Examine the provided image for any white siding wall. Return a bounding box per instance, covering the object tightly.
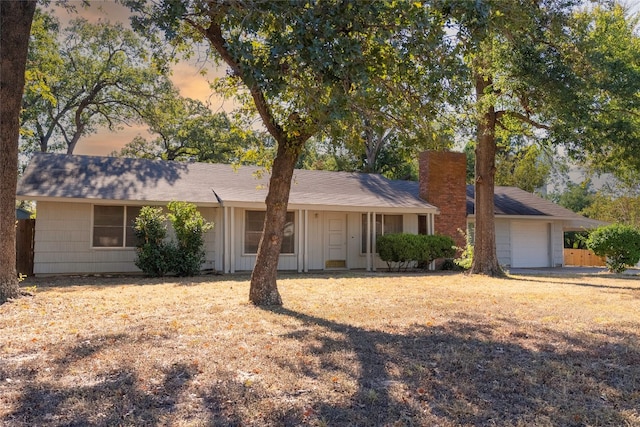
[495,219,512,267]
[34,201,218,275]
[551,222,564,267]
[34,202,434,275]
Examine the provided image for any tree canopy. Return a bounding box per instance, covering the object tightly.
[558,4,640,173]
[114,93,266,164]
[441,0,640,275]
[21,9,170,155]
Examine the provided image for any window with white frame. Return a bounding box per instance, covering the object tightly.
[244,210,295,254]
[361,214,403,253]
[93,205,141,248]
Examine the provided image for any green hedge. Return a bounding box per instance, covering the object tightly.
[377,233,456,271]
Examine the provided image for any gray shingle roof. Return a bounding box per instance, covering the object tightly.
[17,153,436,211]
[17,153,599,224]
[466,185,595,220]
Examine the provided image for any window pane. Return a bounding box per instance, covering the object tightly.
[418,215,428,235]
[93,206,124,247]
[94,205,123,226]
[246,211,265,231]
[245,211,265,254]
[361,214,403,253]
[281,212,295,254]
[245,210,295,254]
[245,232,262,254]
[93,227,123,247]
[125,206,142,247]
[384,215,403,234]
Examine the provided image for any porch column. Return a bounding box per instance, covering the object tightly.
[372,212,377,272]
[297,209,303,273]
[304,210,309,272]
[229,207,235,274]
[365,212,372,271]
[428,212,436,270]
[223,206,230,273]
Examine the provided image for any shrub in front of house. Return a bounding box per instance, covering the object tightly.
[167,201,214,276]
[377,233,415,271]
[134,203,213,277]
[377,233,456,272]
[134,206,173,277]
[586,223,640,273]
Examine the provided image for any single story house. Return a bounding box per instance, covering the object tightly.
[16,151,597,275]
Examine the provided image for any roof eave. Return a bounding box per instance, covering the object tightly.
[467,214,578,221]
[17,195,220,207]
[224,201,438,213]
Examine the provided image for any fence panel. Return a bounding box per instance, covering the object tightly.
[16,219,35,275]
[564,248,606,267]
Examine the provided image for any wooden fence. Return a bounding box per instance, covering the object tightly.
[563,248,606,267]
[16,219,35,275]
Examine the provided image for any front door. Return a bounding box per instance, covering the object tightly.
[325,213,347,269]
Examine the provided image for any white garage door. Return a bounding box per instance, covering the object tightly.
[511,221,550,268]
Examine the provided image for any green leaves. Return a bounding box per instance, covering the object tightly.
[586,223,640,273]
[134,206,171,277]
[377,233,456,272]
[134,203,213,277]
[127,1,455,148]
[552,4,640,174]
[115,91,267,163]
[167,201,214,276]
[21,10,170,155]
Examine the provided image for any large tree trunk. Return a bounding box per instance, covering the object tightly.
[249,139,303,305]
[202,16,314,305]
[247,132,311,306]
[470,73,503,276]
[0,1,36,303]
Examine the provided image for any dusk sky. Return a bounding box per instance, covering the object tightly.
[56,1,640,158]
[53,1,229,156]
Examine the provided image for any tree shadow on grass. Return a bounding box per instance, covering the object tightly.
[3,333,197,427]
[243,306,640,426]
[3,304,638,426]
[22,272,253,293]
[507,274,640,292]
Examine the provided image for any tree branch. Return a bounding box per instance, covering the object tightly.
[186,12,288,145]
[503,111,551,130]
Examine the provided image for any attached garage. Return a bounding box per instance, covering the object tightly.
[467,186,604,269]
[511,221,551,268]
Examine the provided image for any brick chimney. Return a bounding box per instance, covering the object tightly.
[419,151,467,249]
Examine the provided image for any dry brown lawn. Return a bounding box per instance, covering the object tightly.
[1,271,639,426]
